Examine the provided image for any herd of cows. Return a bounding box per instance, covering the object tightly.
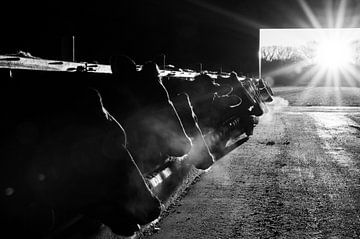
[0,55,273,238]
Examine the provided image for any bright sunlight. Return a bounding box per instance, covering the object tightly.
[315,38,353,70]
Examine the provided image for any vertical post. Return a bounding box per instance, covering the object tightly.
[258,29,262,78]
[72,35,75,62]
[258,49,262,78]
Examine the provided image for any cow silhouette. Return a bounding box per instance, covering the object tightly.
[0,69,161,238]
[164,73,258,154]
[109,56,192,174]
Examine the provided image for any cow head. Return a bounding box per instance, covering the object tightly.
[109,58,192,174]
[162,78,215,170]
[0,72,161,238]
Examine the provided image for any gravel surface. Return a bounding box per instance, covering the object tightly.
[143,106,360,238]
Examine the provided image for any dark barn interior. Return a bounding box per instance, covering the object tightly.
[5,0,360,73]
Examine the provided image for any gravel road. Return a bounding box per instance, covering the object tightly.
[142,106,360,239]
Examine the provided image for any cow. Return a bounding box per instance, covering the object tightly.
[163,74,230,153]
[164,73,259,154]
[176,74,234,129]
[0,69,161,238]
[109,56,193,174]
[161,79,215,169]
[254,77,274,103]
[216,72,267,117]
[240,76,268,116]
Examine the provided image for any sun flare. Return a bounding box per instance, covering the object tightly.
[315,38,353,70]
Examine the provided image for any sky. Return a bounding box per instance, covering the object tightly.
[260,28,360,47]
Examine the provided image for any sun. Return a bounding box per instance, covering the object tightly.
[314,37,354,70]
[260,1,360,90]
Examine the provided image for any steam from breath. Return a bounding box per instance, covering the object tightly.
[188,133,214,166]
[124,105,192,175]
[260,96,289,123]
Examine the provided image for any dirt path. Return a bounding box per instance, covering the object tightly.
[142,107,360,238]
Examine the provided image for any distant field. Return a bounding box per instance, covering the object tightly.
[272,87,360,106]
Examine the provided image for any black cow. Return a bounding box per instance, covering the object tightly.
[161,80,215,169]
[178,74,235,129]
[109,56,192,174]
[165,73,260,154]
[240,76,268,116]
[216,72,267,117]
[164,74,234,153]
[254,77,274,103]
[0,69,161,238]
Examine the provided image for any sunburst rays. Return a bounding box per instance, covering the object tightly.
[261,0,360,104]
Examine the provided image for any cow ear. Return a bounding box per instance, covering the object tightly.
[141,61,160,78]
[110,55,136,78]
